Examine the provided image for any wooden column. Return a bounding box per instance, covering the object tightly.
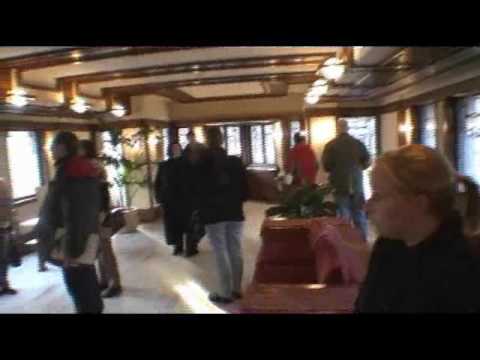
[281,118,290,171]
[142,125,154,208]
[397,109,407,146]
[0,69,13,102]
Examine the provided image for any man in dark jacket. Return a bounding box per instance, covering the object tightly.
[197,127,248,304]
[36,131,103,314]
[155,142,199,256]
[322,119,370,239]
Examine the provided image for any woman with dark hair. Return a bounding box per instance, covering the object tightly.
[197,126,248,304]
[355,144,480,313]
[36,131,104,313]
[154,142,193,255]
[79,139,122,298]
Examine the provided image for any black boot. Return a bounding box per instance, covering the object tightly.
[0,285,17,296]
[38,264,48,272]
[173,245,183,256]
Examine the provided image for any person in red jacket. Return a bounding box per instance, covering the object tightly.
[36,132,104,313]
[286,132,318,186]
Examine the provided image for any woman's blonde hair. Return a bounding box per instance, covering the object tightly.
[376,144,480,236]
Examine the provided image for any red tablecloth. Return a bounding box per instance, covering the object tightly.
[253,217,370,285]
[309,217,370,285]
[239,283,359,314]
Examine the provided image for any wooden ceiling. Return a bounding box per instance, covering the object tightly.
[0,46,471,116]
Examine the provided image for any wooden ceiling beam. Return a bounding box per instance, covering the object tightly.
[55,52,335,85]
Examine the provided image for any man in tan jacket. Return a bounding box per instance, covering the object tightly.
[0,177,17,295]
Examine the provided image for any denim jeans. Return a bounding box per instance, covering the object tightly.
[205,221,244,298]
[334,193,368,240]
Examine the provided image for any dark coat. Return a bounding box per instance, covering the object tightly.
[36,156,101,259]
[322,133,370,196]
[154,157,199,245]
[197,148,248,225]
[355,213,480,313]
[154,157,196,216]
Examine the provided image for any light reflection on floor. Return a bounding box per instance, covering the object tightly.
[173,281,226,314]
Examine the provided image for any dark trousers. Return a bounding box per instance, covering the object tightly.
[0,230,11,289]
[62,265,104,314]
[37,239,49,269]
[163,207,198,252]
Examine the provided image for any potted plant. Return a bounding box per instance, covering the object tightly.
[100,128,151,232]
[265,183,337,219]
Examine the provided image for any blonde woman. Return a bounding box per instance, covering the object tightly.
[355,144,480,313]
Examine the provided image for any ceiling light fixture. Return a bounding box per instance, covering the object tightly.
[309,79,329,96]
[318,57,345,81]
[111,104,126,117]
[71,51,82,60]
[6,88,35,107]
[70,97,90,114]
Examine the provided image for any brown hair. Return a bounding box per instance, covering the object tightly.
[376,144,480,237]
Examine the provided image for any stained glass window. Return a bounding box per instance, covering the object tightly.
[251,125,265,164]
[250,124,276,165]
[162,128,170,160]
[290,120,301,148]
[178,127,190,150]
[419,104,437,148]
[458,96,480,185]
[264,124,275,164]
[225,126,241,156]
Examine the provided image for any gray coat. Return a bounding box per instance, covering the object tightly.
[322,133,370,196]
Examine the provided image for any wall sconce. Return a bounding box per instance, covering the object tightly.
[70,97,90,114]
[6,88,35,107]
[111,104,126,117]
[317,57,345,81]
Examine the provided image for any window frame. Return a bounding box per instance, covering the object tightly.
[247,122,277,167]
[417,103,438,148]
[457,95,480,183]
[221,125,242,157]
[177,127,191,150]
